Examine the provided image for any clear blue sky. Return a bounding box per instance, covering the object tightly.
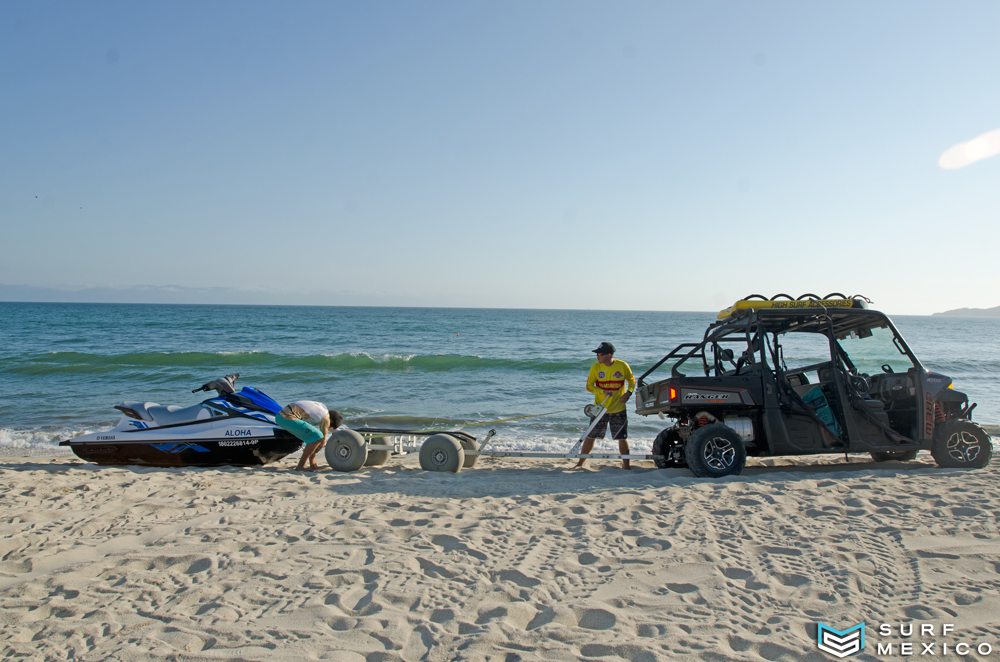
[2,1,998,314]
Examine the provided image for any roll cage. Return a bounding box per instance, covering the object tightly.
[638,307,922,385]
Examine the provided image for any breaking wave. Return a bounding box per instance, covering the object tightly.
[3,351,583,375]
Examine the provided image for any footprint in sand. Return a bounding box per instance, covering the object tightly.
[721,567,763,587]
[527,607,555,630]
[955,592,982,606]
[497,569,540,588]
[773,571,809,587]
[580,643,656,662]
[635,536,671,551]
[186,557,212,574]
[431,534,488,561]
[476,606,507,624]
[951,506,983,517]
[430,608,455,623]
[637,623,667,638]
[577,608,616,630]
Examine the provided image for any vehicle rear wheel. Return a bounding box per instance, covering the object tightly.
[931,421,992,469]
[652,428,685,469]
[325,429,368,472]
[363,435,391,467]
[684,423,746,478]
[419,434,465,473]
[870,449,919,462]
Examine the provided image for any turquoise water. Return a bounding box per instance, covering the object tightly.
[1,302,997,453]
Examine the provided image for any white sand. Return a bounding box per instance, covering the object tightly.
[2,450,999,660]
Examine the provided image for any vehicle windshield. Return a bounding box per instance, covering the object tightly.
[835,325,915,374]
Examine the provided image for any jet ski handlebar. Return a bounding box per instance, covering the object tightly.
[192,373,240,396]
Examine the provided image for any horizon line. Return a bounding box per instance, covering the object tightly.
[0,298,957,317]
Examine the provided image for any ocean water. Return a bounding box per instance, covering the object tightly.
[1,302,997,455]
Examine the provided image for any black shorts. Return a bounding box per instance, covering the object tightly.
[588,412,628,440]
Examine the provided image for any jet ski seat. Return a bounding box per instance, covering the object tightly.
[116,401,215,427]
[116,401,157,422]
[145,403,215,427]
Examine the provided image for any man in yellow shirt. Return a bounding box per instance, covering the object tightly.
[575,341,636,470]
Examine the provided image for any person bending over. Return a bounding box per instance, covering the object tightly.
[575,341,636,470]
[275,400,343,471]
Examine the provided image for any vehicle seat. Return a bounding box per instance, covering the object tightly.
[853,397,890,425]
[144,403,215,427]
[792,383,815,397]
[801,386,843,437]
[786,372,809,387]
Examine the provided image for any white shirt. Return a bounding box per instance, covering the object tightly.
[287,400,328,425]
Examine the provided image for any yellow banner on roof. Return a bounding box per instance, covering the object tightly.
[717,298,860,320]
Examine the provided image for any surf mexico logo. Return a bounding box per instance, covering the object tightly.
[815,621,998,657]
[817,623,865,658]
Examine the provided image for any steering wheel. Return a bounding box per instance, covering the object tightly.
[849,373,871,397]
[734,350,755,375]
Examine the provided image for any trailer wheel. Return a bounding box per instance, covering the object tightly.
[364,435,391,467]
[931,421,992,469]
[684,423,746,478]
[459,438,479,468]
[870,449,919,462]
[419,434,465,473]
[325,429,368,472]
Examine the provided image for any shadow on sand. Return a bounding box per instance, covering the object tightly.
[2,454,984,500]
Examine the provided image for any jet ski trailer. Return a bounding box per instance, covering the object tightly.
[324,427,495,473]
[60,374,302,467]
[324,404,654,473]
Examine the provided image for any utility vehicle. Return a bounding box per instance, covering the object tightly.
[634,294,991,477]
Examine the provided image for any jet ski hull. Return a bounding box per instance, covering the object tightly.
[62,432,302,467]
[62,377,304,467]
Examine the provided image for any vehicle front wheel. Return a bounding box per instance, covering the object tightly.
[684,423,746,478]
[931,421,992,469]
[870,449,919,462]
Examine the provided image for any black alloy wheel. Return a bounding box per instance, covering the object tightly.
[684,423,747,478]
[931,420,993,469]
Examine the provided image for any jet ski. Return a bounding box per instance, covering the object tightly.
[60,374,302,467]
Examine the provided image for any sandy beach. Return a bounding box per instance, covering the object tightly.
[2,449,999,661]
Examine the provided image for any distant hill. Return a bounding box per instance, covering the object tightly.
[933,305,1000,317]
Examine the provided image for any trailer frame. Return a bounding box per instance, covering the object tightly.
[326,426,659,473]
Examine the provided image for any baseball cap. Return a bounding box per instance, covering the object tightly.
[592,341,616,355]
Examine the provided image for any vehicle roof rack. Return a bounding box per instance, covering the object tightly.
[717,293,871,320]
